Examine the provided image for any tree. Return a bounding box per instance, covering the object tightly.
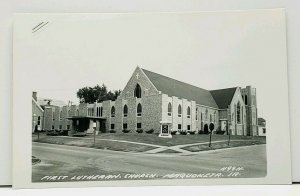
[77,84,121,103]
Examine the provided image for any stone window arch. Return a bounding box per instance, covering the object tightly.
[123,104,128,117]
[137,103,142,116]
[237,102,241,124]
[111,106,115,117]
[187,106,191,118]
[168,102,172,116]
[178,104,182,117]
[134,84,142,98]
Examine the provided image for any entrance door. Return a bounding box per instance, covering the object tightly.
[204,124,209,134]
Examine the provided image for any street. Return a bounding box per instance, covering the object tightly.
[32,142,267,182]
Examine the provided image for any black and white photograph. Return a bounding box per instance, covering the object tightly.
[13,10,291,188]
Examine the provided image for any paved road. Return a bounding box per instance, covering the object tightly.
[32,142,267,182]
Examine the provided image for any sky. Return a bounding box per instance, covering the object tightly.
[14,10,288,121]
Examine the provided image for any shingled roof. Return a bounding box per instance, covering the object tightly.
[142,68,219,108]
[210,87,237,109]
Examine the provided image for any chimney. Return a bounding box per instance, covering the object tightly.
[32,92,37,101]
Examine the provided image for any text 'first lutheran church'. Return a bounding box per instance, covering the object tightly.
[32,66,260,136]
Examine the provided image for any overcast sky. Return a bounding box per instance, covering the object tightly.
[14,10,288,121]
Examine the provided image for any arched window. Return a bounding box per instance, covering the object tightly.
[137,103,142,116]
[210,114,212,122]
[196,108,198,120]
[60,111,63,120]
[205,109,208,120]
[134,84,142,98]
[178,104,182,117]
[111,106,115,117]
[123,105,128,117]
[237,102,241,124]
[187,106,191,118]
[201,112,203,122]
[214,111,216,123]
[245,95,248,105]
[168,103,172,116]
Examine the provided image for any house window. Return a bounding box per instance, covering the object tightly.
[210,114,212,122]
[201,112,203,122]
[214,111,216,123]
[137,103,142,116]
[123,123,128,130]
[187,106,191,118]
[111,106,115,117]
[134,84,142,98]
[110,124,115,130]
[37,116,41,125]
[178,124,182,130]
[187,125,191,130]
[168,102,172,116]
[237,102,241,124]
[67,125,70,130]
[68,110,71,117]
[178,104,182,117]
[123,105,128,117]
[137,123,142,129]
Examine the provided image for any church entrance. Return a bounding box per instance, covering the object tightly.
[204,124,209,134]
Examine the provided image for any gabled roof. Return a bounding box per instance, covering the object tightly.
[142,68,218,108]
[210,87,237,109]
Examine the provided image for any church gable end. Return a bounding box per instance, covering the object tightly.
[119,67,159,100]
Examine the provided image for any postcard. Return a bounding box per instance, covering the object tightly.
[13,9,291,188]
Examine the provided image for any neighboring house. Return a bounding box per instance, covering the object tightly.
[258,118,266,136]
[32,92,44,133]
[32,66,259,136]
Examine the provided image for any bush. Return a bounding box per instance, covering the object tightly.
[109,129,116,133]
[171,130,177,135]
[122,129,131,133]
[146,129,154,134]
[215,130,226,135]
[188,130,196,135]
[180,130,187,135]
[198,130,205,134]
[136,129,143,133]
[73,132,86,137]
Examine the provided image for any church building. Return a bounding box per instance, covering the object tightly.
[32,66,259,136]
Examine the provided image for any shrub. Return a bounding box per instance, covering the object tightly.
[215,130,226,135]
[122,129,131,133]
[198,130,205,134]
[188,130,196,135]
[171,130,177,135]
[109,129,116,133]
[146,129,154,134]
[180,130,187,135]
[136,129,143,133]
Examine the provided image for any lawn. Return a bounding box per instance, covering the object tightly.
[91,132,266,147]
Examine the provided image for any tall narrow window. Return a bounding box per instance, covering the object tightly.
[168,103,172,116]
[37,116,41,125]
[123,104,128,117]
[59,111,62,120]
[100,107,103,117]
[196,108,198,120]
[237,102,241,124]
[134,84,142,98]
[96,107,99,117]
[214,111,216,123]
[245,95,248,105]
[68,110,71,117]
[205,109,208,120]
[53,112,55,121]
[201,112,203,122]
[178,104,182,117]
[187,106,191,118]
[210,114,212,122]
[111,106,115,117]
[137,103,142,116]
